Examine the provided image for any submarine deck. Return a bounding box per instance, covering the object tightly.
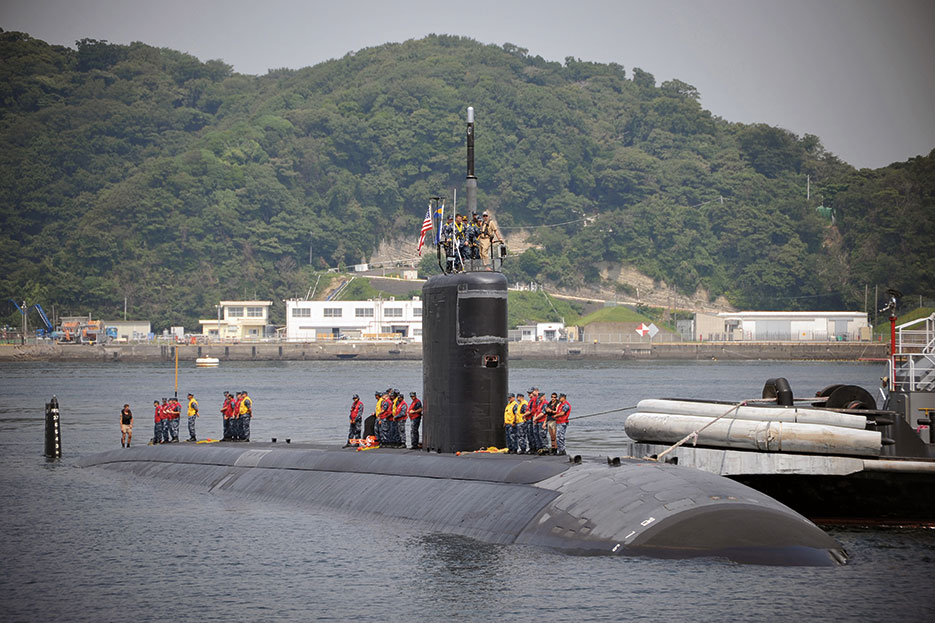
[77,442,847,566]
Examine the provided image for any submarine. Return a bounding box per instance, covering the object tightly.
[76,107,847,566]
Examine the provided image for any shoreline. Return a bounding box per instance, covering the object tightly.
[0,341,888,363]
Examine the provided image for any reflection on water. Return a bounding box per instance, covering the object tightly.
[0,360,931,622]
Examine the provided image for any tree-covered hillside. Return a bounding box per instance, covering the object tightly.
[1,31,932,330]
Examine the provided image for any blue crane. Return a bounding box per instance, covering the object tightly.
[6,298,55,338]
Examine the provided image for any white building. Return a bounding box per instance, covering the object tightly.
[513,322,566,341]
[199,300,273,340]
[285,298,423,342]
[693,311,871,342]
[103,320,152,342]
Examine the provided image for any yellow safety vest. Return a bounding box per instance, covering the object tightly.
[503,399,517,425]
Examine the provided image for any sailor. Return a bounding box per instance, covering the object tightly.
[466,212,480,261]
[555,393,571,456]
[375,391,389,446]
[230,391,243,440]
[454,214,468,270]
[534,392,552,455]
[477,211,504,268]
[441,216,456,272]
[393,390,408,449]
[168,397,181,442]
[345,394,363,447]
[239,390,253,441]
[186,393,199,442]
[514,392,528,454]
[120,404,133,448]
[408,391,423,449]
[526,387,545,454]
[153,400,162,444]
[503,393,518,453]
[160,398,171,443]
[545,392,559,454]
[221,391,234,441]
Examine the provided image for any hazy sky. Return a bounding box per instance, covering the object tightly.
[3,0,933,169]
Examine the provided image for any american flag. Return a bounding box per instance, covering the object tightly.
[417,204,433,255]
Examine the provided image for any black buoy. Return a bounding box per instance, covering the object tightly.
[422,271,508,453]
[44,396,61,458]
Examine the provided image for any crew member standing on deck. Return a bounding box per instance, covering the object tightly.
[374,391,388,446]
[152,400,162,444]
[477,211,504,268]
[515,392,528,454]
[393,390,408,449]
[239,390,253,441]
[555,393,571,456]
[167,397,181,442]
[161,398,172,443]
[120,404,133,448]
[230,392,243,441]
[221,391,234,441]
[187,393,199,442]
[503,393,518,453]
[545,392,559,455]
[345,394,363,447]
[408,391,423,449]
[526,388,540,454]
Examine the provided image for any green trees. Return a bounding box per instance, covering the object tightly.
[0,31,931,330]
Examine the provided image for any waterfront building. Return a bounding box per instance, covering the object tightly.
[285,297,422,342]
[511,322,567,341]
[199,301,273,340]
[693,311,871,342]
[103,320,152,342]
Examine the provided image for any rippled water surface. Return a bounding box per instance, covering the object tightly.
[1,359,931,622]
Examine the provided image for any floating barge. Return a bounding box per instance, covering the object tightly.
[626,311,935,526]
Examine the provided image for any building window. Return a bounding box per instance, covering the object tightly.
[247,306,264,318]
[292,308,311,318]
[227,306,244,318]
[384,307,403,318]
[324,308,342,318]
[413,306,422,317]
[414,328,422,336]
[355,307,374,317]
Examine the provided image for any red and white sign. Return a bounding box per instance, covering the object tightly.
[636,323,660,338]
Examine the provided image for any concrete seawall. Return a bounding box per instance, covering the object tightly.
[0,341,888,363]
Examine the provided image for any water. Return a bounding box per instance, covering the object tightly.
[1,359,932,622]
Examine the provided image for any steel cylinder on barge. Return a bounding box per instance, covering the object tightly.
[422,271,508,453]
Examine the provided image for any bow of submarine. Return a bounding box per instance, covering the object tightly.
[76,444,846,566]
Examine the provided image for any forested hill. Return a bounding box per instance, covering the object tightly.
[1,31,932,330]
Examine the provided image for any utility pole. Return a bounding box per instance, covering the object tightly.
[21,300,27,345]
[874,285,878,328]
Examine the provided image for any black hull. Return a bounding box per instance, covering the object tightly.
[77,442,847,566]
[731,471,935,526]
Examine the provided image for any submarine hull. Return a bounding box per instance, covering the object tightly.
[77,443,846,566]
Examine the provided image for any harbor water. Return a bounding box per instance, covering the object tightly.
[1,359,932,622]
